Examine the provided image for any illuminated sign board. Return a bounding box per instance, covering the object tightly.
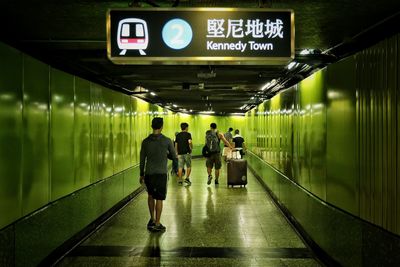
[107,8,294,65]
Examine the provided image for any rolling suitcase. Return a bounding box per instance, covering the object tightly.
[227,159,247,187]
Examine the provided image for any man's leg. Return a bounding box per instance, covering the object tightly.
[214,168,221,185]
[207,167,213,185]
[177,155,184,184]
[148,194,155,221]
[184,155,192,185]
[178,168,183,183]
[151,199,166,232]
[215,169,220,180]
[151,174,167,232]
[155,199,163,225]
[146,193,156,230]
[206,156,214,185]
[186,155,192,179]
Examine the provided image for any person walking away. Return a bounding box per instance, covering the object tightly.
[140,117,176,232]
[175,122,193,185]
[205,123,233,185]
[222,127,233,161]
[232,129,246,158]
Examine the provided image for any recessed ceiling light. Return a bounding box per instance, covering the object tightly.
[287,61,297,70]
[300,49,311,55]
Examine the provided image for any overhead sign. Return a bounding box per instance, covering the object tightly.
[107,8,294,65]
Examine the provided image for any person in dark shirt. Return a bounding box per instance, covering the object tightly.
[175,122,193,185]
[140,117,176,232]
[232,129,246,157]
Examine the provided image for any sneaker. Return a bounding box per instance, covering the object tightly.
[147,219,155,230]
[207,175,212,185]
[184,178,192,185]
[152,223,166,232]
[215,179,219,185]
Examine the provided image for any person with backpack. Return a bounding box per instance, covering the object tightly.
[175,122,193,185]
[205,123,233,185]
[140,117,176,232]
[222,127,233,161]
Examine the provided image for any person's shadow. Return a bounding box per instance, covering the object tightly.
[184,186,192,225]
[140,233,162,266]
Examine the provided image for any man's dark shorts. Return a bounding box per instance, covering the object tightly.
[206,152,222,170]
[145,174,168,200]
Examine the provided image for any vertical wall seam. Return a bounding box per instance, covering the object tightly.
[48,66,52,201]
[73,76,77,189]
[20,54,25,217]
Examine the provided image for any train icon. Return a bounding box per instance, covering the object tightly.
[117,18,148,56]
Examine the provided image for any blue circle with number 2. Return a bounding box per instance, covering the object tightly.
[162,19,193,50]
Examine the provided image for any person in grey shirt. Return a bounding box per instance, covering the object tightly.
[140,117,176,232]
[222,127,233,161]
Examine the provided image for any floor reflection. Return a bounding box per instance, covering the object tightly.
[58,158,322,267]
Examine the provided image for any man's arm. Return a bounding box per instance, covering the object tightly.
[188,133,193,152]
[218,132,233,149]
[139,140,146,184]
[189,139,193,152]
[168,138,178,160]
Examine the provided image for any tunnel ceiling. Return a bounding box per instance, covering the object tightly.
[1,0,399,114]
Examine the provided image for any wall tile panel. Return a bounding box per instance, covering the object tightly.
[326,56,358,214]
[74,77,91,190]
[0,43,23,228]
[21,55,50,215]
[50,68,75,200]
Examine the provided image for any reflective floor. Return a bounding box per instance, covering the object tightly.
[58,158,322,266]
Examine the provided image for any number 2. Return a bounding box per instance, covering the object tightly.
[170,24,184,44]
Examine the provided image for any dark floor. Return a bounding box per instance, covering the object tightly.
[57,158,322,266]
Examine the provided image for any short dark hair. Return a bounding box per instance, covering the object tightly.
[234,129,239,134]
[180,122,188,130]
[210,123,217,129]
[229,127,233,132]
[151,117,163,130]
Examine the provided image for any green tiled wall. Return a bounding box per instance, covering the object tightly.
[0,43,23,228]
[248,152,400,266]
[13,167,139,267]
[246,33,400,266]
[0,41,245,265]
[22,55,50,216]
[0,41,174,231]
